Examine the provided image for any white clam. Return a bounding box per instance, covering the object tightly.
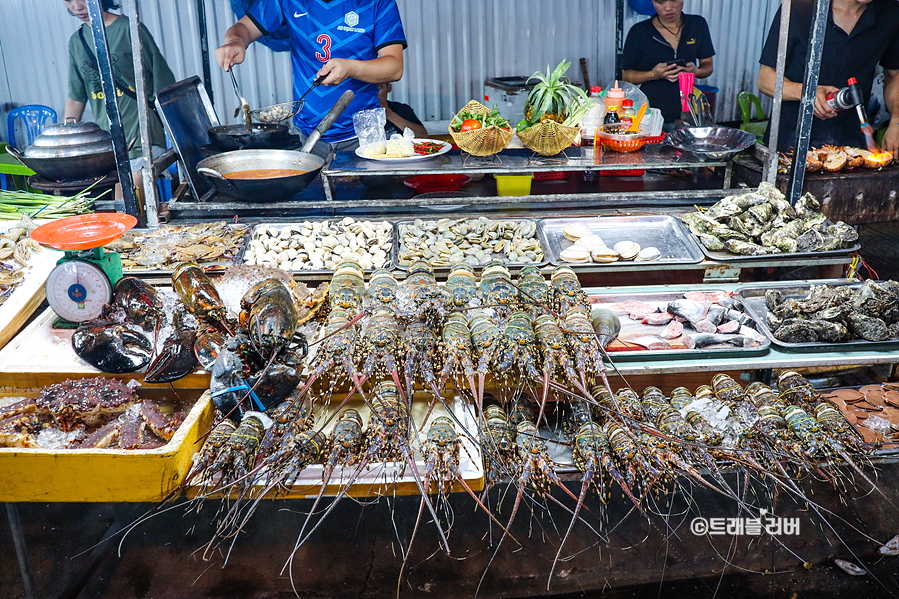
[562,223,591,241]
[613,240,641,261]
[560,244,592,263]
[591,247,620,263]
[636,247,662,262]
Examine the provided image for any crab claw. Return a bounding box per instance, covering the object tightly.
[144,329,198,383]
[72,320,153,374]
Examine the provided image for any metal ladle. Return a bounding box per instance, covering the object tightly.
[229,69,253,131]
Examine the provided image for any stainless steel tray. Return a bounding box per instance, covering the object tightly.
[391,218,548,272]
[735,280,899,352]
[538,216,704,267]
[235,221,395,276]
[688,219,862,262]
[590,289,769,361]
[112,224,249,276]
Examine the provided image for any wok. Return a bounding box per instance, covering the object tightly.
[6,144,115,181]
[664,126,756,161]
[208,122,289,150]
[196,90,354,201]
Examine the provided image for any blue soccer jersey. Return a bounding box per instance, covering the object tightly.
[247,0,407,143]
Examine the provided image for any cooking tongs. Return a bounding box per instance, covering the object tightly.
[229,69,253,130]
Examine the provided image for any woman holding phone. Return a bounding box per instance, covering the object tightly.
[621,0,715,127]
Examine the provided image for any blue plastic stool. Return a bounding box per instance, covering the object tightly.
[2,105,57,190]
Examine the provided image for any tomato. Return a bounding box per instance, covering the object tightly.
[460,119,482,132]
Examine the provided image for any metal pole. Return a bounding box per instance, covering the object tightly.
[86,0,143,225]
[6,504,37,599]
[124,0,159,227]
[787,0,830,205]
[198,0,214,107]
[764,0,792,184]
[615,0,625,80]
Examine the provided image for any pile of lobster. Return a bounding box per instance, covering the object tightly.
[122,257,880,591]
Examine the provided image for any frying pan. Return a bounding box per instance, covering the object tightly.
[196,90,354,201]
[207,122,289,150]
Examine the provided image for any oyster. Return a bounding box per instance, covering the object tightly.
[848,312,889,342]
[850,280,899,322]
[747,202,774,224]
[774,322,818,343]
[723,239,770,256]
[795,228,825,252]
[805,319,851,342]
[765,289,784,312]
[697,233,725,251]
[825,221,859,244]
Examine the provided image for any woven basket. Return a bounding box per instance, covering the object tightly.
[448,100,514,157]
[518,120,580,156]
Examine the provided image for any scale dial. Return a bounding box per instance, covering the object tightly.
[45,260,113,323]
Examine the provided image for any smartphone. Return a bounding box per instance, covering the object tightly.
[667,59,688,67]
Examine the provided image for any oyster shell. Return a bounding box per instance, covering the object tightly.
[848,312,889,342]
[795,228,825,252]
[697,233,725,251]
[723,239,770,256]
[774,322,818,343]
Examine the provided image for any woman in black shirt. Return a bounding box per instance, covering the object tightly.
[622,0,715,126]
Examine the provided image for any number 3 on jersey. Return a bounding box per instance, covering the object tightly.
[316,34,332,62]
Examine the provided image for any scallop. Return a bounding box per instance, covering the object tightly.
[613,240,640,260]
[635,246,661,262]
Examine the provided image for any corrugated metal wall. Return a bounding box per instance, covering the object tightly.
[0,0,781,142]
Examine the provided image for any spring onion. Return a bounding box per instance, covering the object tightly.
[0,187,103,220]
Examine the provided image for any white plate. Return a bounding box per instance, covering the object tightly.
[414,191,471,211]
[355,138,452,162]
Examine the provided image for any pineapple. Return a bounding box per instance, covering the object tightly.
[524,60,588,125]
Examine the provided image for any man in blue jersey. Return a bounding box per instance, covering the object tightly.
[216,0,407,155]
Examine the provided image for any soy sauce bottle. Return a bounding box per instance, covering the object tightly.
[604,110,620,125]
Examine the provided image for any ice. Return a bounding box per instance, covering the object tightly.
[736,402,760,428]
[681,397,731,433]
[36,428,83,449]
[866,415,891,435]
[126,379,140,390]
[0,396,28,409]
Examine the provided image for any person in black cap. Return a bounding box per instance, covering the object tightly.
[757,0,899,153]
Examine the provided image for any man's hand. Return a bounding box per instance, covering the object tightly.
[883,120,899,155]
[653,62,681,83]
[317,59,356,86]
[680,62,698,75]
[216,40,246,72]
[814,85,839,120]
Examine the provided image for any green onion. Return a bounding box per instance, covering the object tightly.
[0,185,105,221]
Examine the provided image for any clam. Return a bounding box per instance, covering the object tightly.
[590,247,620,263]
[560,244,591,263]
[563,223,591,241]
[578,234,606,249]
[635,247,661,262]
[613,240,640,261]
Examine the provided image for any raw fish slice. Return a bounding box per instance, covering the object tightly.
[684,333,747,349]
[738,325,766,345]
[717,320,741,334]
[684,291,733,304]
[667,299,710,326]
[660,320,683,339]
[605,300,655,316]
[642,312,674,326]
[692,319,718,333]
[627,335,673,350]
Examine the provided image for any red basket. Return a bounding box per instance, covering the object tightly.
[600,169,645,177]
[646,134,665,145]
[533,171,568,181]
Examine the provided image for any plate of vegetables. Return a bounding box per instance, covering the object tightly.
[355,138,452,163]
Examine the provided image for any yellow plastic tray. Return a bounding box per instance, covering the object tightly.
[0,387,214,502]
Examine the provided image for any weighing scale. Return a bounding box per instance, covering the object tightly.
[30,213,137,325]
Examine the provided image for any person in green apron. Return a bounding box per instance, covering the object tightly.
[63,0,175,194]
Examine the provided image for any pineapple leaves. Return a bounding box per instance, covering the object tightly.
[523,59,586,125]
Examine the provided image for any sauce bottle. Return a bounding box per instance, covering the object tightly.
[619,100,636,127]
[604,81,625,115]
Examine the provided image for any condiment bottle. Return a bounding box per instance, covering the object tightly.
[619,99,636,127]
[579,86,605,147]
[604,80,625,115]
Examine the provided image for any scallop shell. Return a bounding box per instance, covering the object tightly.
[612,240,640,261]
[635,246,661,262]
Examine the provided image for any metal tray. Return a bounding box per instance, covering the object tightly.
[589,289,770,361]
[538,216,704,267]
[235,221,395,276]
[392,218,548,272]
[113,224,249,276]
[688,219,862,262]
[735,280,899,352]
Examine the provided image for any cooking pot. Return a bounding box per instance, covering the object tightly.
[196,90,354,201]
[6,118,116,181]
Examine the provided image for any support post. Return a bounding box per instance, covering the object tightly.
[615,0,625,81]
[124,0,159,227]
[86,0,143,225]
[198,0,214,106]
[764,0,792,184]
[787,0,831,205]
[6,504,36,599]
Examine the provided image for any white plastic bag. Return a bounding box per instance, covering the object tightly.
[353,107,387,156]
[385,128,415,157]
